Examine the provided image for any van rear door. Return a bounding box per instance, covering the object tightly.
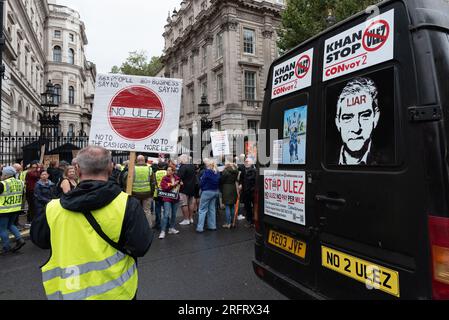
[314,2,430,299]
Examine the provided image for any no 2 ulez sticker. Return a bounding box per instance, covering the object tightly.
[322,246,400,297]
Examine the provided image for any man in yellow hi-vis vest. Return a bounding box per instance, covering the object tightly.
[31,146,153,300]
[123,155,156,227]
[0,166,26,255]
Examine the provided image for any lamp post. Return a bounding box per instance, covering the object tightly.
[39,80,60,137]
[326,8,337,27]
[198,94,213,162]
[0,0,5,134]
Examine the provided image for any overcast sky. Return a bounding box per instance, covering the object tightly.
[55,0,181,73]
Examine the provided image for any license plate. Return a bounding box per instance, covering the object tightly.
[268,230,307,259]
[322,246,400,298]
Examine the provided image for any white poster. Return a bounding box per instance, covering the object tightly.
[264,170,306,226]
[89,74,182,154]
[210,131,230,157]
[273,140,283,165]
[272,48,314,99]
[323,9,395,82]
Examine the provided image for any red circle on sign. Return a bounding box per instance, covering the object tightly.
[362,19,390,52]
[108,86,165,141]
[295,55,311,79]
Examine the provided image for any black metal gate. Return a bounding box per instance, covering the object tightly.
[0,132,154,167]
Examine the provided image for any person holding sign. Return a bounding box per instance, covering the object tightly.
[159,167,181,239]
[31,146,152,300]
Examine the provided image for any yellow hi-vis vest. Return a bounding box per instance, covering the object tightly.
[132,166,152,194]
[19,170,27,182]
[154,170,167,198]
[0,177,24,214]
[41,192,137,300]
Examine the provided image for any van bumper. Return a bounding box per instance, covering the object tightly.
[252,260,328,300]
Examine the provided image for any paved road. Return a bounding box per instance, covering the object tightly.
[0,212,287,300]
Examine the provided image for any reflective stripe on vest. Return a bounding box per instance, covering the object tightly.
[0,178,24,214]
[132,166,152,193]
[42,192,137,300]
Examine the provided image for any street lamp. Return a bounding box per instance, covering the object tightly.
[39,80,60,137]
[326,8,337,27]
[0,0,5,134]
[198,94,213,162]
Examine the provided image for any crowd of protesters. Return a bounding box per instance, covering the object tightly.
[0,151,257,254]
[106,153,257,240]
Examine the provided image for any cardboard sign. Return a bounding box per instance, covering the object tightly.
[43,155,59,168]
[264,170,306,226]
[89,74,182,154]
[210,131,231,157]
[272,48,314,99]
[323,9,394,81]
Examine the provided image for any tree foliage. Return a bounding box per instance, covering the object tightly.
[111,51,163,77]
[278,0,382,52]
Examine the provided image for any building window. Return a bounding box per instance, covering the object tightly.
[54,30,61,38]
[69,33,74,42]
[68,48,75,64]
[248,120,259,131]
[189,16,194,25]
[243,28,255,55]
[54,84,61,104]
[190,87,195,113]
[190,56,195,76]
[216,74,224,102]
[53,46,62,62]
[244,71,256,101]
[69,86,75,104]
[216,32,223,59]
[202,46,207,68]
[201,80,208,98]
[68,124,75,137]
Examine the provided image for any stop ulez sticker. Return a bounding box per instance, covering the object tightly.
[108,86,165,141]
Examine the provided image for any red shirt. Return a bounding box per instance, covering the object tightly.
[160,174,181,203]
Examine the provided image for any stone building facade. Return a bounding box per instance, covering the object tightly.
[162,0,284,133]
[1,0,95,135]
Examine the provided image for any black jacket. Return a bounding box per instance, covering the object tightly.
[177,164,196,196]
[31,180,153,259]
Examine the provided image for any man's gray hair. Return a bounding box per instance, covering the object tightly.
[337,77,379,118]
[178,154,189,165]
[77,146,112,175]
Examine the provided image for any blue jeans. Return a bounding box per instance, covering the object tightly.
[162,202,179,231]
[154,198,163,229]
[0,214,22,251]
[197,190,219,232]
[225,204,235,225]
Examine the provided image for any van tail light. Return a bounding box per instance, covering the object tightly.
[254,184,261,234]
[428,216,449,299]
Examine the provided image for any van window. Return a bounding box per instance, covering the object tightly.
[325,67,396,167]
[268,93,309,166]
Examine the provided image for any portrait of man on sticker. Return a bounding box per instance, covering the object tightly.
[334,77,381,165]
